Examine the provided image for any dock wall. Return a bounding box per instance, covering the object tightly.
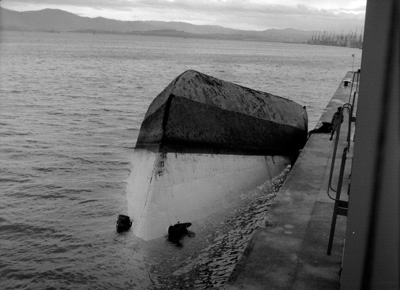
[226,72,356,290]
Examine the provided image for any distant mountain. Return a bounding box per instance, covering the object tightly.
[0,7,313,43]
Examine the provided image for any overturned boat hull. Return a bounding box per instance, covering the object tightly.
[127,70,307,241]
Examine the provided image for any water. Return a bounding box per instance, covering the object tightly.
[0,31,362,289]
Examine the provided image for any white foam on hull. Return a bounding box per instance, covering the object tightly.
[126,149,291,241]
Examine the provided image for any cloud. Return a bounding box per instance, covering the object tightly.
[1,0,366,31]
[2,0,133,10]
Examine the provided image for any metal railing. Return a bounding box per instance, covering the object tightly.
[327,70,359,255]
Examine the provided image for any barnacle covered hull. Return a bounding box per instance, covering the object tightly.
[127,70,308,240]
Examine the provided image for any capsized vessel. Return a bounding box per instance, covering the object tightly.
[127,70,308,240]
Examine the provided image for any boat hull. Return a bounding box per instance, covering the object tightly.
[127,70,308,240]
[136,94,307,156]
[127,150,291,241]
[136,70,308,155]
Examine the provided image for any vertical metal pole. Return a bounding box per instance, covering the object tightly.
[327,147,348,255]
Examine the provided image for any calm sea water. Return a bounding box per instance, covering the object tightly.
[0,31,362,289]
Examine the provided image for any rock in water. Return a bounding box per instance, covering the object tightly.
[116,214,132,233]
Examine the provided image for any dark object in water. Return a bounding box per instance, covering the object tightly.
[116,214,132,233]
[308,122,332,137]
[167,222,192,246]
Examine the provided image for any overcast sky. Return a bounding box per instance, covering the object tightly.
[1,0,366,31]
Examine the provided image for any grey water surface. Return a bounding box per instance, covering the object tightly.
[0,31,362,289]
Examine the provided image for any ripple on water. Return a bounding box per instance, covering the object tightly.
[0,32,362,289]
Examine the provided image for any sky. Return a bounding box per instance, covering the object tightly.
[1,0,366,31]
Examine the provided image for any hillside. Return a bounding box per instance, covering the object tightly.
[0,7,313,42]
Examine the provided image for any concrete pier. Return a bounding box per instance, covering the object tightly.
[225,72,357,290]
